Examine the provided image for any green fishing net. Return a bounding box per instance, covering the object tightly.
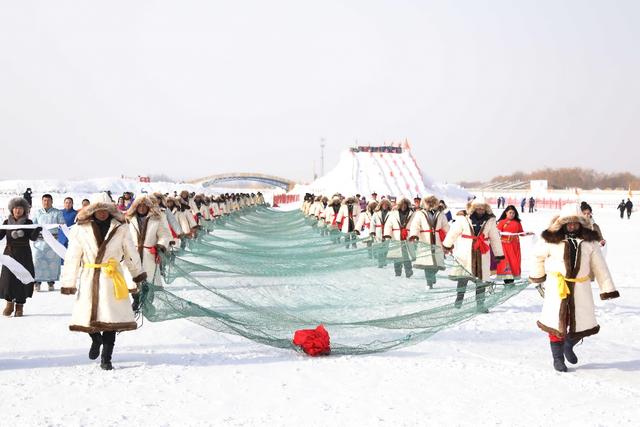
[143,207,528,355]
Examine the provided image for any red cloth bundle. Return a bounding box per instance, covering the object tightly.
[293,325,331,356]
[400,228,409,241]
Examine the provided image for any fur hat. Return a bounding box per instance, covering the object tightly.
[8,197,30,215]
[367,201,379,211]
[330,196,341,206]
[76,192,124,224]
[545,203,591,233]
[466,197,493,216]
[151,192,166,205]
[394,197,411,210]
[377,199,392,211]
[420,195,439,210]
[125,195,161,219]
[343,196,357,205]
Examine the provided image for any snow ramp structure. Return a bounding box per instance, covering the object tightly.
[299,142,466,200]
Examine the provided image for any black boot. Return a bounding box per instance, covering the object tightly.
[101,344,114,370]
[550,341,568,372]
[89,333,102,360]
[100,331,116,370]
[564,337,580,365]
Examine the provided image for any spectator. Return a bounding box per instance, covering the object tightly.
[22,188,33,207]
[32,194,65,292]
[1,198,41,317]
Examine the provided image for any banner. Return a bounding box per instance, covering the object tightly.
[0,223,69,284]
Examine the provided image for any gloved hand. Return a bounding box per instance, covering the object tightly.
[131,293,141,313]
[30,227,43,239]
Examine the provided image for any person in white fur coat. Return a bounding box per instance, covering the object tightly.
[370,199,392,267]
[442,198,504,312]
[355,201,377,237]
[60,193,147,370]
[383,198,415,278]
[316,196,329,236]
[335,196,361,249]
[409,195,450,289]
[529,203,619,372]
[355,201,378,258]
[324,196,343,243]
[125,196,172,313]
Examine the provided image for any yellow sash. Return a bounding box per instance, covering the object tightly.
[86,258,129,300]
[554,272,589,300]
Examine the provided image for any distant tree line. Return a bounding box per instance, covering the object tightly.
[459,168,640,190]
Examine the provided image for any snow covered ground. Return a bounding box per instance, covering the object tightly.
[1,209,639,426]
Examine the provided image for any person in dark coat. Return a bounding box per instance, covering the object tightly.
[617,199,626,219]
[528,197,536,213]
[22,188,33,207]
[1,197,41,317]
[520,198,526,213]
[625,199,633,219]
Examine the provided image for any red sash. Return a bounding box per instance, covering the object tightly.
[420,229,447,242]
[393,228,409,241]
[462,234,490,254]
[143,246,161,264]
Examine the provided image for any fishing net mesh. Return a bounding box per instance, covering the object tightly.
[144,207,528,355]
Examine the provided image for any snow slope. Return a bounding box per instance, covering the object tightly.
[295,146,469,202]
[1,209,639,426]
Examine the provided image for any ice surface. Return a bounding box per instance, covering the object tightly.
[1,208,639,426]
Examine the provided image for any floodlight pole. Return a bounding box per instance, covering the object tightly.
[320,138,326,176]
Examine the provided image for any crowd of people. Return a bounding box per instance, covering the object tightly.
[0,186,624,372]
[301,191,619,372]
[1,190,265,369]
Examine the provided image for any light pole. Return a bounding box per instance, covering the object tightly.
[320,138,326,176]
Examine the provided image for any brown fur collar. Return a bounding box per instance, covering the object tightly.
[541,226,600,244]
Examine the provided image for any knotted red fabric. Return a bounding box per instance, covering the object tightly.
[293,325,331,356]
[462,234,490,254]
[144,246,162,264]
[400,228,409,241]
[421,229,447,242]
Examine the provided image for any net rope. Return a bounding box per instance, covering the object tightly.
[144,206,528,355]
